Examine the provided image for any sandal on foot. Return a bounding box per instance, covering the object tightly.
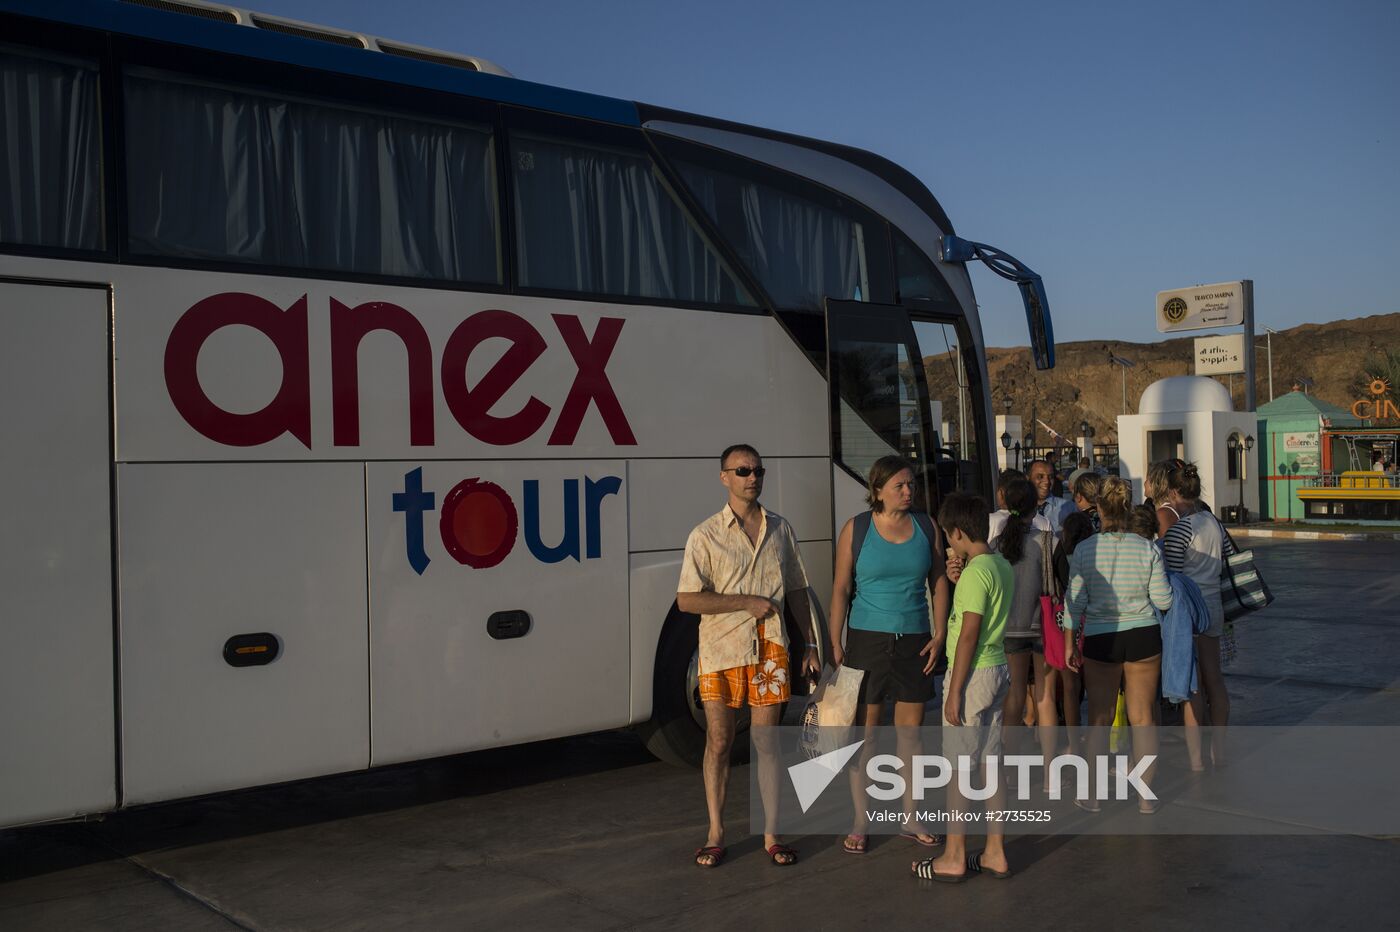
[767,843,798,866]
[911,857,966,883]
[842,834,868,854]
[900,832,942,847]
[694,845,726,868]
[1073,797,1101,814]
[966,852,1012,879]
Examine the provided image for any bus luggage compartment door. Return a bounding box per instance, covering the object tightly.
[116,463,369,804]
[366,460,629,765]
[0,280,116,827]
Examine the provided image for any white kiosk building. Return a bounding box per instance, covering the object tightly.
[1117,376,1260,517]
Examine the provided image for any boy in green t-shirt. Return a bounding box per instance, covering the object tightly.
[912,493,1013,883]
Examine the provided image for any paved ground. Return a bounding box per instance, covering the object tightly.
[4,539,1400,931]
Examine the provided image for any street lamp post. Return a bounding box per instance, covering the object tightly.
[1264,327,1278,402]
[1109,354,1136,416]
[1228,434,1255,525]
[1228,434,1240,521]
[1080,419,1096,466]
[1243,434,1255,523]
[1000,431,1011,471]
[1023,433,1035,466]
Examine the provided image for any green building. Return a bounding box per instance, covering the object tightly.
[1255,391,1360,520]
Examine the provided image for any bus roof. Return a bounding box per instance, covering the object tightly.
[4,0,954,232]
[4,0,640,124]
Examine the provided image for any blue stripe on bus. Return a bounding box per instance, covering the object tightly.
[2,0,641,126]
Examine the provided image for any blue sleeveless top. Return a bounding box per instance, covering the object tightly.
[848,517,932,634]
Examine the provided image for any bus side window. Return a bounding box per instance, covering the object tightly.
[0,45,103,251]
[663,147,895,313]
[507,125,752,308]
[122,68,501,285]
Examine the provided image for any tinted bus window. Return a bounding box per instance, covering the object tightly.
[123,69,500,283]
[0,45,103,251]
[510,132,753,307]
[894,229,957,305]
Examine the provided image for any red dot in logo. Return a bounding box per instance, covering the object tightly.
[440,478,517,569]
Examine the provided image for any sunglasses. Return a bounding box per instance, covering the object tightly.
[723,467,766,478]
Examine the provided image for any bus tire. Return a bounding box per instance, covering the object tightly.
[637,605,764,768]
[637,608,709,768]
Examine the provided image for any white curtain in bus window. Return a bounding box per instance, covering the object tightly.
[122,70,499,283]
[0,46,102,250]
[675,162,864,312]
[510,133,752,306]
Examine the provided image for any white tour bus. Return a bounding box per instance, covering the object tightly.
[0,0,1055,828]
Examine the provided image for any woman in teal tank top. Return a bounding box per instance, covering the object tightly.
[828,456,951,854]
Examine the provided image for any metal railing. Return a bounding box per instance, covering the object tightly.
[1304,472,1400,490]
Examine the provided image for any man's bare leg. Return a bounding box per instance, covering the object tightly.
[751,702,790,859]
[700,700,735,864]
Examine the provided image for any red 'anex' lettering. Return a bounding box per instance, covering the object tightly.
[164,293,636,449]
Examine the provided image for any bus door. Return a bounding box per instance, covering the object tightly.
[825,300,941,529]
[0,279,116,826]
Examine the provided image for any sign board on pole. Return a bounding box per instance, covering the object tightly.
[1193,333,1246,376]
[1156,281,1247,333]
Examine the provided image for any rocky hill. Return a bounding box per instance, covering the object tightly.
[923,312,1400,445]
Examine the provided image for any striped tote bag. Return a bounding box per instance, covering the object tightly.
[1215,518,1274,621]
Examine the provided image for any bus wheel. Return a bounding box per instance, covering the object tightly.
[638,611,750,768]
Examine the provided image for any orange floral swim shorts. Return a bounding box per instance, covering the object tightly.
[698,639,791,709]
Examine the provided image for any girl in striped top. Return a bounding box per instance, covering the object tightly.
[1161,461,1233,771]
[1064,477,1172,813]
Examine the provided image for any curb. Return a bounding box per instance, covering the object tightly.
[1229,527,1400,542]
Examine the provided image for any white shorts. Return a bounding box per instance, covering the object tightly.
[942,664,1010,768]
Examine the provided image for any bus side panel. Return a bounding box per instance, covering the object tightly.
[116,463,369,805]
[0,281,116,827]
[366,460,629,766]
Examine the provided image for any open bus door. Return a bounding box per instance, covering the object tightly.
[826,300,946,532]
[825,300,987,532]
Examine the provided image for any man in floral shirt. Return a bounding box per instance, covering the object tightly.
[678,444,822,868]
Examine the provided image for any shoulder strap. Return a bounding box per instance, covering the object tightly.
[912,511,937,557]
[850,511,872,566]
[1209,512,1240,556]
[1040,529,1056,597]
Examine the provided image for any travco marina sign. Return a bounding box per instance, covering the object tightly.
[1156,281,1247,333]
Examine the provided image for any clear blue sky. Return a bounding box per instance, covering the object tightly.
[261,0,1397,346]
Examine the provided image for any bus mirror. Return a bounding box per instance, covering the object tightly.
[940,234,1055,370]
[1018,276,1054,371]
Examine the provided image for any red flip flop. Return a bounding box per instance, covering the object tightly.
[694,845,726,868]
[767,843,798,866]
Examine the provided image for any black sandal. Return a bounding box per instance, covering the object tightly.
[694,845,726,868]
[911,857,966,883]
[966,851,1012,879]
[767,843,798,866]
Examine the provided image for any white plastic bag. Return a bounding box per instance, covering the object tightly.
[798,664,864,760]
